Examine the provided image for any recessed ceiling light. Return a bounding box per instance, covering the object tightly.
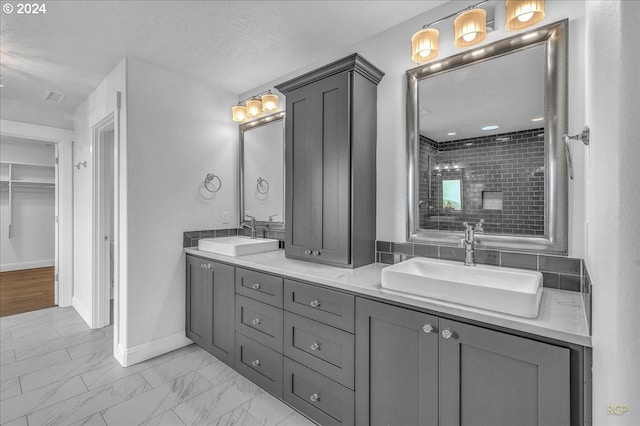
[532,117,545,122]
[447,132,457,136]
[43,90,66,103]
[482,125,501,131]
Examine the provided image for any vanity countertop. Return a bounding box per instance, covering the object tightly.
[185,248,591,347]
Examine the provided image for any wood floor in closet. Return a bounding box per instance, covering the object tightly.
[0,266,55,317]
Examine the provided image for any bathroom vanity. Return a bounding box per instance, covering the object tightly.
[185,249,590,426]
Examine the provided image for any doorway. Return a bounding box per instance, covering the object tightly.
[0,136,58,316]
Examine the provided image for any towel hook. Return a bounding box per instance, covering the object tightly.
[74,161,87,169]
[563,126,590,180]
[204,173,221,193]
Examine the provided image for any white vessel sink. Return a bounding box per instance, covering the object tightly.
[381,257,543,318]
[198,236,279,257]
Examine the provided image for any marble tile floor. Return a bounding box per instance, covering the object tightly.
[0,307,316,426]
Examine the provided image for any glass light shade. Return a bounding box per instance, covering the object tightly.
[411,28,439,63]
[261,94,279,112]
[232,105,247,122]
[246,99,262,117]
[454,9,487,48]
[505,0,545,31]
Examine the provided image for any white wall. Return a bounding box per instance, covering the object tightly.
[241,0,587,257]
[585,1,640,424]
[73,58,127,326]
[0,140,55,271]
[0,120,74,307]
[123,58,237,360]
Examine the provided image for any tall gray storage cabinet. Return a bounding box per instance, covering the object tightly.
[275,54,384,268]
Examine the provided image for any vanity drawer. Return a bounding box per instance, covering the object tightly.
[284,312,354,389]
[284,358,354,426]
[235,332,283,398]
[236,294,283,352]
[236,268,284,308]
[284,279,355,332]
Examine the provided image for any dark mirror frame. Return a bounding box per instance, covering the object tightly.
[406,20,568,254]
[239,111,286,232]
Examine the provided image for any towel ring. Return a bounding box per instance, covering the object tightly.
[204,173,222,193]
[256,177,270,194]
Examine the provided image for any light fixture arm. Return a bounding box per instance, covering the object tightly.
[237,89,274,106]
[421,0,489,28]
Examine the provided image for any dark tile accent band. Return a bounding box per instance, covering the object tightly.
[183,228,285,249]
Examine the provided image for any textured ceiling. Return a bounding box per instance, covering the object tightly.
[0,1,446,128]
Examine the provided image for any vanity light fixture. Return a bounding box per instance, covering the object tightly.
[231,90,280,123]
[261,93,279,112]
[246,99,263,118]
[532,116,545,122]
[505,0,545,31]
[411,27,440,63]
[447,132,457,136]
[454,8,487,47]
[232,105,248,122]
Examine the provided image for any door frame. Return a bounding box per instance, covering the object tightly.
[91,114,116,328]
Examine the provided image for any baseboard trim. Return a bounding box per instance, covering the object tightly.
[72,295,92,328]
[0,259,55,272]
[116,331,192,367]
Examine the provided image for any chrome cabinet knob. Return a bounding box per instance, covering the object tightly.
[251,359,260,367]
[304,249,312,255]
[312,250,320,256]
[310,342,320,351]
[310,300,321,308]
[309,393,319,402]
[200,263,212,269]
[252,318,261,325]
[252,283,261,290]
[423,324,434,334]
[442,328,454,339]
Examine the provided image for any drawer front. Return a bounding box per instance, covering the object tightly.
[236,268,284,308]
[236,294,283,352]
[284,358,354,426]
[284,280,355,332]
[284,312,354,389]
[235,333,283,398]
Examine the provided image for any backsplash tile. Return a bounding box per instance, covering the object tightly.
[376,239,586,293]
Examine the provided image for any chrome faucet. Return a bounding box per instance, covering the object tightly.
[458,219,484,266]
[242,215,257,239]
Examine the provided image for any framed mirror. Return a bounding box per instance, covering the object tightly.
[239,112,285,230]
[407,20,568,254]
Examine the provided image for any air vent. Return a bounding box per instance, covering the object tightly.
[43,90,66,103]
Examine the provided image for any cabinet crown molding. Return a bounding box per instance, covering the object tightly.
[275,53,385,94]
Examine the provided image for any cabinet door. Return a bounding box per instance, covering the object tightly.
[355,298,439,426]
[186,255,211,349]
[209,261,235,367]
[285,83,316,259]
[439,318,571,426]
[313,72,350,265]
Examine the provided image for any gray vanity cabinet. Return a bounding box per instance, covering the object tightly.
[438,318,570,426]
[276,54,384,268]
[355,298,572,426]
[355,297,439,426]
[185,255,235,367]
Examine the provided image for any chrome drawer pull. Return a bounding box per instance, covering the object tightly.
[252,283,260,290]
[252,359,260,367]
[309,393,319,402]
[312,250,320,256]
[442,328,455,339]
[310,300,321,308]
[200,263,212,269]
[252,318,261,325]
[310,342,320,351]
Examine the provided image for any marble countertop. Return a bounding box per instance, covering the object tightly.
[184,248,591,347]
